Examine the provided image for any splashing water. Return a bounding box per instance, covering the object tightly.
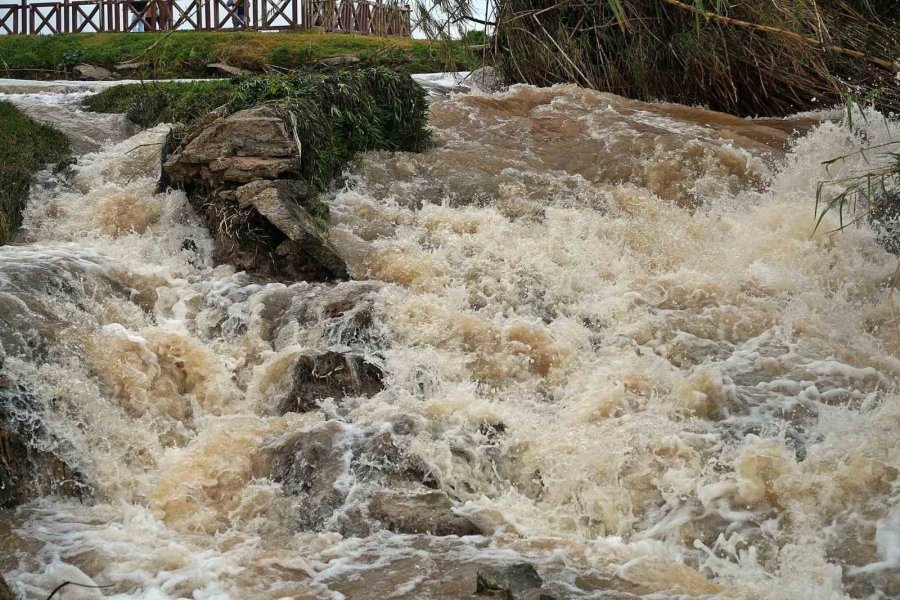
[0,83,898,599]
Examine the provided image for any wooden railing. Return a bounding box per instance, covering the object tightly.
[0,0,410,35]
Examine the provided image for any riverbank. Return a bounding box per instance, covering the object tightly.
[0,101,69,244]
[0,30,481,80]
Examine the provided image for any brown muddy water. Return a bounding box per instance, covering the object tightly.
[0,82,898,599]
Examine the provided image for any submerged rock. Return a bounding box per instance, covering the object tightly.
[368,489,480,536]
[0,575,12,600]
[280,351,384,413]
[0,375,83,508]
[475,563,557,600]
[270,418,483,538]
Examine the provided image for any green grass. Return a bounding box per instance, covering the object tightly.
[86,68,430,191]
[0,30,481,79]
[0,101,69,245]
[83,79,236,125]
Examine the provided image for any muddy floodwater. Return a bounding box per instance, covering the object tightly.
[0,81,898,599]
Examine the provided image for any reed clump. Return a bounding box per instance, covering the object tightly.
[495,0,900,117]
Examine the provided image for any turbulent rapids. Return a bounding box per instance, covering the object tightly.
[0,82,898,599]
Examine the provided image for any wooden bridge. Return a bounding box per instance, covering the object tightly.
[0,0,411,35]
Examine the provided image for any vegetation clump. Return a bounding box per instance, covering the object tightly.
[0,101,69,245]
[494,0,900,117]
[84,67,430,190]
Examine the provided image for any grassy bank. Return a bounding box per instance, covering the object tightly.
[0,102,69,245]
[0,30,481,79]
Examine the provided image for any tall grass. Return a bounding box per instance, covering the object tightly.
[494,0,900,117]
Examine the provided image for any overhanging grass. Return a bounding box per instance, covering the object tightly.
[83,79,236,125]
[0,101,69,244]
[0,30,481,78]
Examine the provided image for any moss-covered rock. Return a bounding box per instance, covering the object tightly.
[0,101,70,245]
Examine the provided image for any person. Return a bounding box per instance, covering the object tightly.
[130,0,148,30]
[153,0,171,29]
[227,0,245,27]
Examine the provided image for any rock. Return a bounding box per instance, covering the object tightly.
[210,156,297,183]
[271,417,481,537]
[207,62,254,77]
[235,179,348,280]
[73,63,112,81]
[271,421,351,530]
[0,575,12,600]
[280,351,384,413]
[318,55,361,67]
[475,563,557,599]
[165,105,298,185]
[165,105,350,280]
[464,67,504,93]
[368,489,480,536]
[0,377,83,508]
[113,61,145,72]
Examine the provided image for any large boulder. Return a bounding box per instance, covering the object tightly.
[165,105,299,186]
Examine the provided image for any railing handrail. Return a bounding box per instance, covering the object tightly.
[0,0,411,35]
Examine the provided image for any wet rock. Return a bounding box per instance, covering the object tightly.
[73,64,112,81]
[280,351,384,413]
[0,575,12,600]
[207,62,254,77]
[235,180,348,280]
[368,489,480,536]
[271,417,483,537]
[265,281,384,351]
[464,67,504,93]
[271,421,350,529]
[475,563,557,599]
[0,377,83,508]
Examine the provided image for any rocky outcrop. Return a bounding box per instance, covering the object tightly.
[165,105,300,186]
[165,105,349,281]
[280,351,384,413]
[475,564,558,600]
